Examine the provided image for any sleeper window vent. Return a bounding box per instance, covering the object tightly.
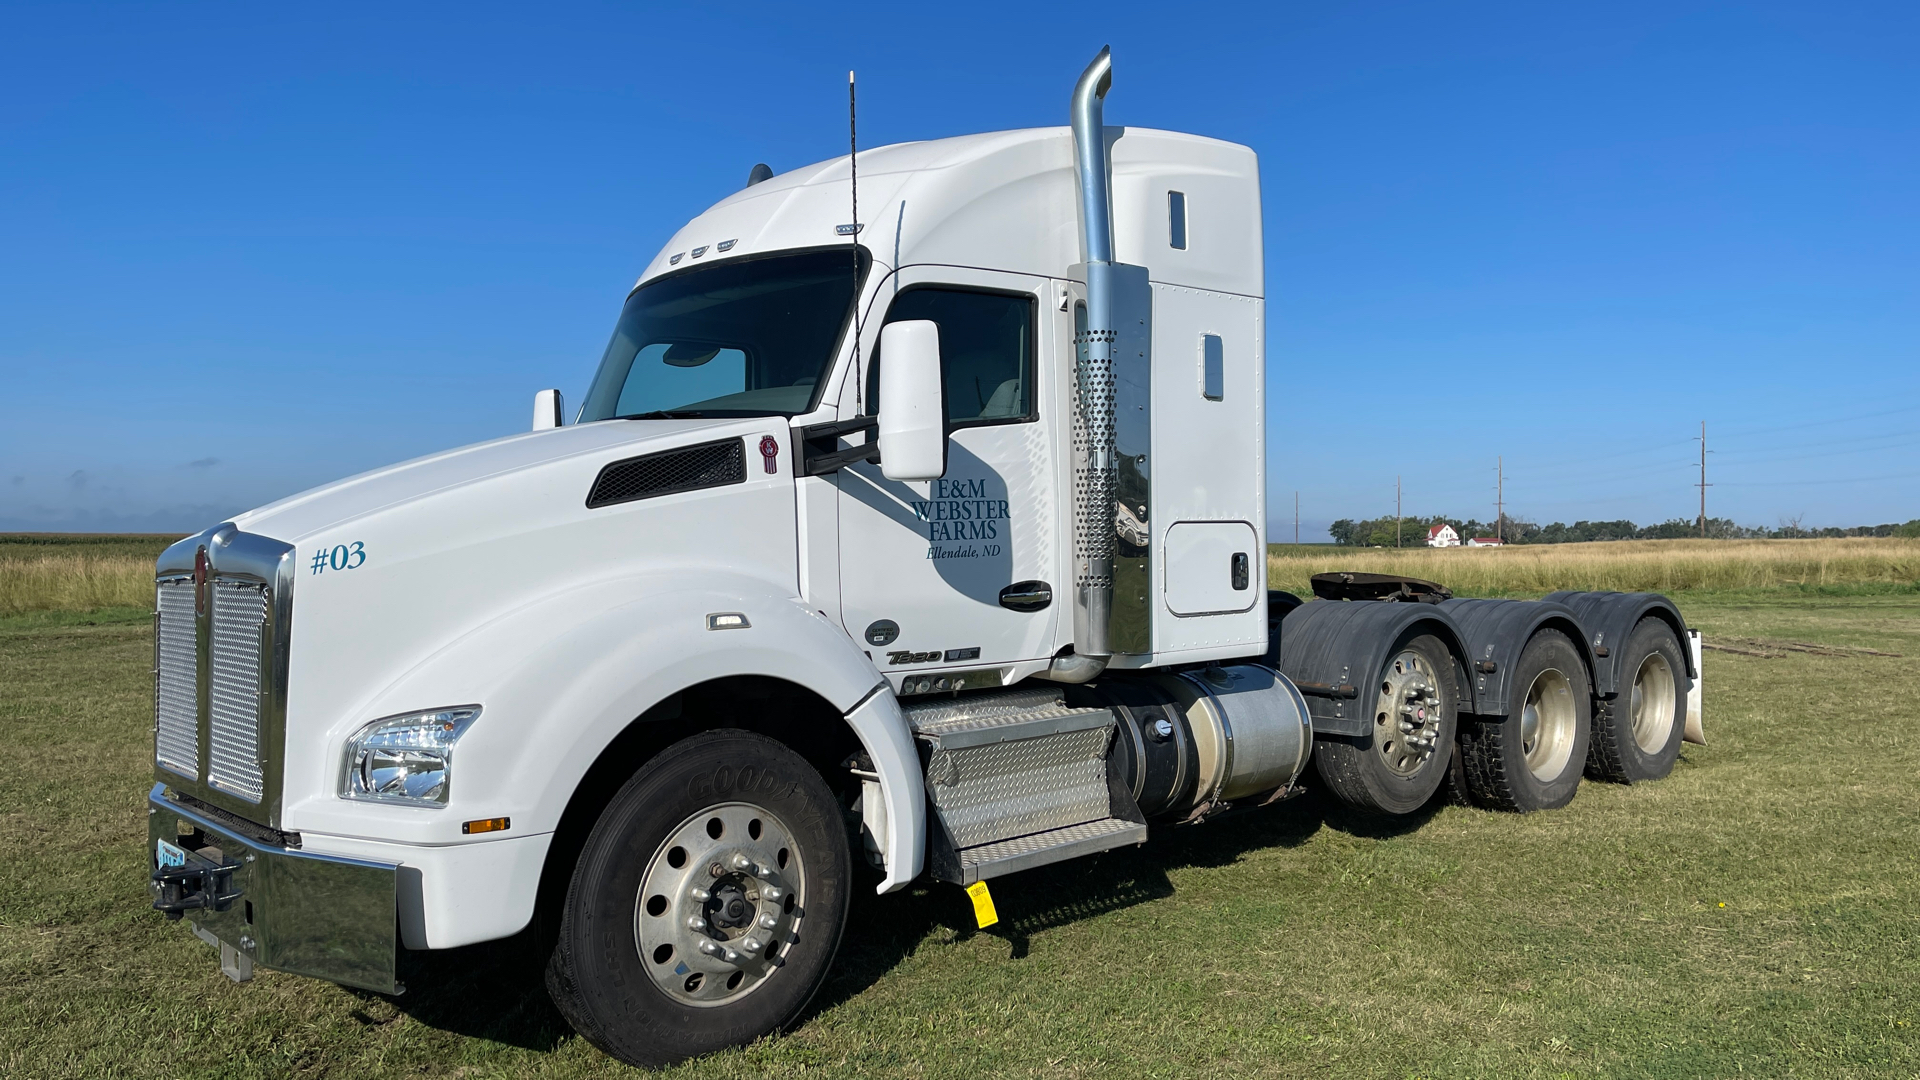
[1168,190,1188,250]
[586,438,747,509]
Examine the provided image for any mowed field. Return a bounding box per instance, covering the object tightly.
[2,536,1917,1078]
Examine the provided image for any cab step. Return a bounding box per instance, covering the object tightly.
[903,686,1147,885]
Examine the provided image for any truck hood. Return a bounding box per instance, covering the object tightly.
[230,418,747,545]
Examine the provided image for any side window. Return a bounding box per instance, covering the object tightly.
[870,287,1034,427]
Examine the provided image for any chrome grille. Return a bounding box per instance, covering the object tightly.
[154,580,198,776]
[207,580,268,802]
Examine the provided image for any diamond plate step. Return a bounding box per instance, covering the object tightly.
[956,817,1147,885]
[904,686,1115,749]
[908,686,1147,884]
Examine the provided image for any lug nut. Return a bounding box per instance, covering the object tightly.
[762,885,784,902]
[729,853,753,872]
[689,886,710,902]
[687,916,707,931]
[758,913,778,929]
[699,940,719,956]
[723,948,742,963]
[742,937,764,953]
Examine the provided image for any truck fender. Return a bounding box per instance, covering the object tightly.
[318,570,925,898]
[1276,599,1476,738]
[1542,591,1694,696]
[1436,598,1595,718]
[840,685,925,892]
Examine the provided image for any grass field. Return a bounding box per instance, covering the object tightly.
[2,537,1917,1077]
[0,533,172,618]
[1268,537,1920,597]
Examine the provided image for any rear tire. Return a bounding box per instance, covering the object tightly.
[1459,629,1591,812]
[1587,618,1688,783]
[1314,633,1460,815]
[544,730,851,1068]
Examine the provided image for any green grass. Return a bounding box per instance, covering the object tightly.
[2,548,1917,1076]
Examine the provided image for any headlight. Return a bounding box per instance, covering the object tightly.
[341,706,481,807]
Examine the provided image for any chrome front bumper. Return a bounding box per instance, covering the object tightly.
[146,783,400,994]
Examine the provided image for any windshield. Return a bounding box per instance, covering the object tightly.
[579,247,870,422]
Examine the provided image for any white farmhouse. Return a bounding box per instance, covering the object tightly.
[1427,524,1460,548]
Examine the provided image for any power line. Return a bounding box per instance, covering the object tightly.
[1713,401,1920,442]
[1712,425,1920,452]
[1713,433,1920,468]
[1718,470,1920,488]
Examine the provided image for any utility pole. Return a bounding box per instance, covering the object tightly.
[1696,421,1709,538]
[1396,475,1402,548]
[1294,491,1299,545]
[1496,455,1505,542]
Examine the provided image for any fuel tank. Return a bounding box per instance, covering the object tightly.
[1074,664,1312,819]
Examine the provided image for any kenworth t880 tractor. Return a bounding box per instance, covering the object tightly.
[144,49,1704,1067]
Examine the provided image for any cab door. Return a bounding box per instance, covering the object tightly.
[837,268,1061,680]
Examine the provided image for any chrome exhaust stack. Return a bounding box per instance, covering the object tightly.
[1056,45,1117,683]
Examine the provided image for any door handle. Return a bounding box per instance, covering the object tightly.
[999,581,1053,612]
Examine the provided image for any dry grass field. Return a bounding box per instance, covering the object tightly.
[5,535,1917,617]
[0,534,171,617]
[1,535,1916,1078]
[1268,537,1920,598]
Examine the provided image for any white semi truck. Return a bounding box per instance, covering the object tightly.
[144,49,1703,1067]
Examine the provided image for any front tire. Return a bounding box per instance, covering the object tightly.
[1587,618,1688,783]
[1314,633,1460,815]
[545,730,851,1068]
[1459,629,1591,812]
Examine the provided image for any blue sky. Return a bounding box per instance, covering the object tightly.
[1,1,1914,537]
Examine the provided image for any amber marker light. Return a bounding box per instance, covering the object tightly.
[462,817,510,835]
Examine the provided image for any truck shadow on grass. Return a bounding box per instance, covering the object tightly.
[817,785,1438,1004]
[371,785,1439,1052]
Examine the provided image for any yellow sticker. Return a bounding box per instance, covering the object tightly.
[965,880,999,929]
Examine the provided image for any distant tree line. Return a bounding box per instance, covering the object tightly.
[1326,514,1920,547]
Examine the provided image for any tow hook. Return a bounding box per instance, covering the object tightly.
[151,859,243,920]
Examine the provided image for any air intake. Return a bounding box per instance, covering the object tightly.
[586,438,747,509]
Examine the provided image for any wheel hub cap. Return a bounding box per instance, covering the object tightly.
[1520,667,1576,781]
[634,801,804,1007]
[1374,650,1444,776]
[1629,651,1677,753]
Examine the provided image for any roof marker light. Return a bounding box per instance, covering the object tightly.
[707,613,750,630]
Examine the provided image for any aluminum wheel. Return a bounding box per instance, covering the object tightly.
[1374,649,1445,775]
[1629,651,1677,753]
[634,801,805,1008]
[1519,667,1577,781]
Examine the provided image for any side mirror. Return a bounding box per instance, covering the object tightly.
[532,389,564,431]
[877,320,946,481]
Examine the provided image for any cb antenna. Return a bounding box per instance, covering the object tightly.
[848,70,863,410]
